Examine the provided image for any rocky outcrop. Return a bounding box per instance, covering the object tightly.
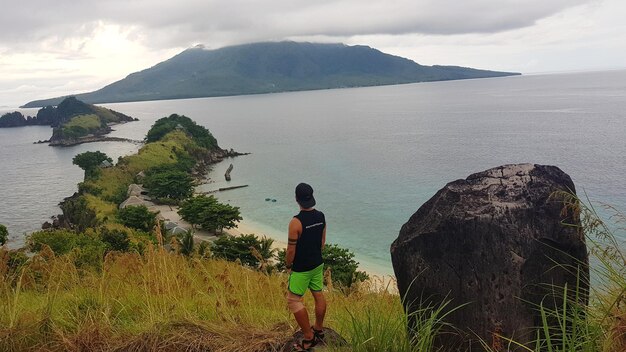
[390,164,588,350]
[279,327,348,352]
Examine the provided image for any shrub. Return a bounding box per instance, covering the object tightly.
[27,229,106,269]
[72,151,112,179]
[100,227,131,252]
[143,167,193,201]
[117,205,157,232]
[104,184,130,206]
[28,229,81,254]
[276,244,369,288]
[0,248,29,280]
[177,230,195,257]
[77,182,103,195]
[178,195,242,233]
[211,234,276,268]
[0,224,7,245]
[60,195,99,231]
[323,244,369,287]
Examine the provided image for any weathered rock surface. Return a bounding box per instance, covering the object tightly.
[390,164,588,350]
[279,327,348,352]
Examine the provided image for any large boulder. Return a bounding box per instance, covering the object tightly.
[390,164,588,350]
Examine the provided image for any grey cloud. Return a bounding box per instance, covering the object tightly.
[1,0,591,49]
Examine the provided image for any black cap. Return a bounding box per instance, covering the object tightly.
[295,183,316,208]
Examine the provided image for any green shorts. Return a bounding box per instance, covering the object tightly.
[288,263,324,296]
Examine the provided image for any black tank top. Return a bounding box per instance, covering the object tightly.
[292,209,325,272]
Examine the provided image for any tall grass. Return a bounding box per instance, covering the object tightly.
[0,243,409,351]
[2,194,625,351]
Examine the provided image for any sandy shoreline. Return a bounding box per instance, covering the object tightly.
[151,203,397,291]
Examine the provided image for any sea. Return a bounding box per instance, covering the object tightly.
[1,70,625,275]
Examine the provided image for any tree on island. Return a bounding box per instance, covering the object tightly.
[117,205,157,232]
[0,224,8,246]
[143,168,194,201]
[73,151,112,179]
[178,195,242,233]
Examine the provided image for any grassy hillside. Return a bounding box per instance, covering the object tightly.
[23,42,520,107]
[0,244,404,352]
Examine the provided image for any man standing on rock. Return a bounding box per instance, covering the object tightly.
[286,183,327,351]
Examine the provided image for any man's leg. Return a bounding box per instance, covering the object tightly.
[309,264,327,332]
[288,271,315,347]
[287,292,314,341]
[311,291,326,331]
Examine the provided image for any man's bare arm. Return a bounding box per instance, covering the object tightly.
[322,224,326,249]
[286,218,301,268]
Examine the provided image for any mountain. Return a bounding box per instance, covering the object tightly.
[23,42,520,108]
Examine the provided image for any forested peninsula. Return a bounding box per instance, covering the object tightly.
[23,41,520,107]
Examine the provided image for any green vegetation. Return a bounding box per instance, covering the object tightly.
[0,242,406,351]
[211,233,276,268]
[176,230,195,257]
[23,42,520,107]
[117,205,157,232]
[100,226,131,252]
[143,167,194,202]
[2,197,623,352]
[63,114,102,129]
[72,114,218,229]
[276,244,369,288]
[0,224,7,245]
[27,229,107,270]
[73,151,113,179]
[178,195,242,233]
[146,114,218,149]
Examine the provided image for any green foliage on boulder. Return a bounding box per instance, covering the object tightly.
[0,224,8,245]
[117,205,157,232]
[146,114,218,149]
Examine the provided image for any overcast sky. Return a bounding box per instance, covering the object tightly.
[1,0,625,107]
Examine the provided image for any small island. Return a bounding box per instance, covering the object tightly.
[0,97,137,146]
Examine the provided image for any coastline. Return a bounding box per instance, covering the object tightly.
[153,202,397,290]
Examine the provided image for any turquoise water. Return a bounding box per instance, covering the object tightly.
[1,70,625,274]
